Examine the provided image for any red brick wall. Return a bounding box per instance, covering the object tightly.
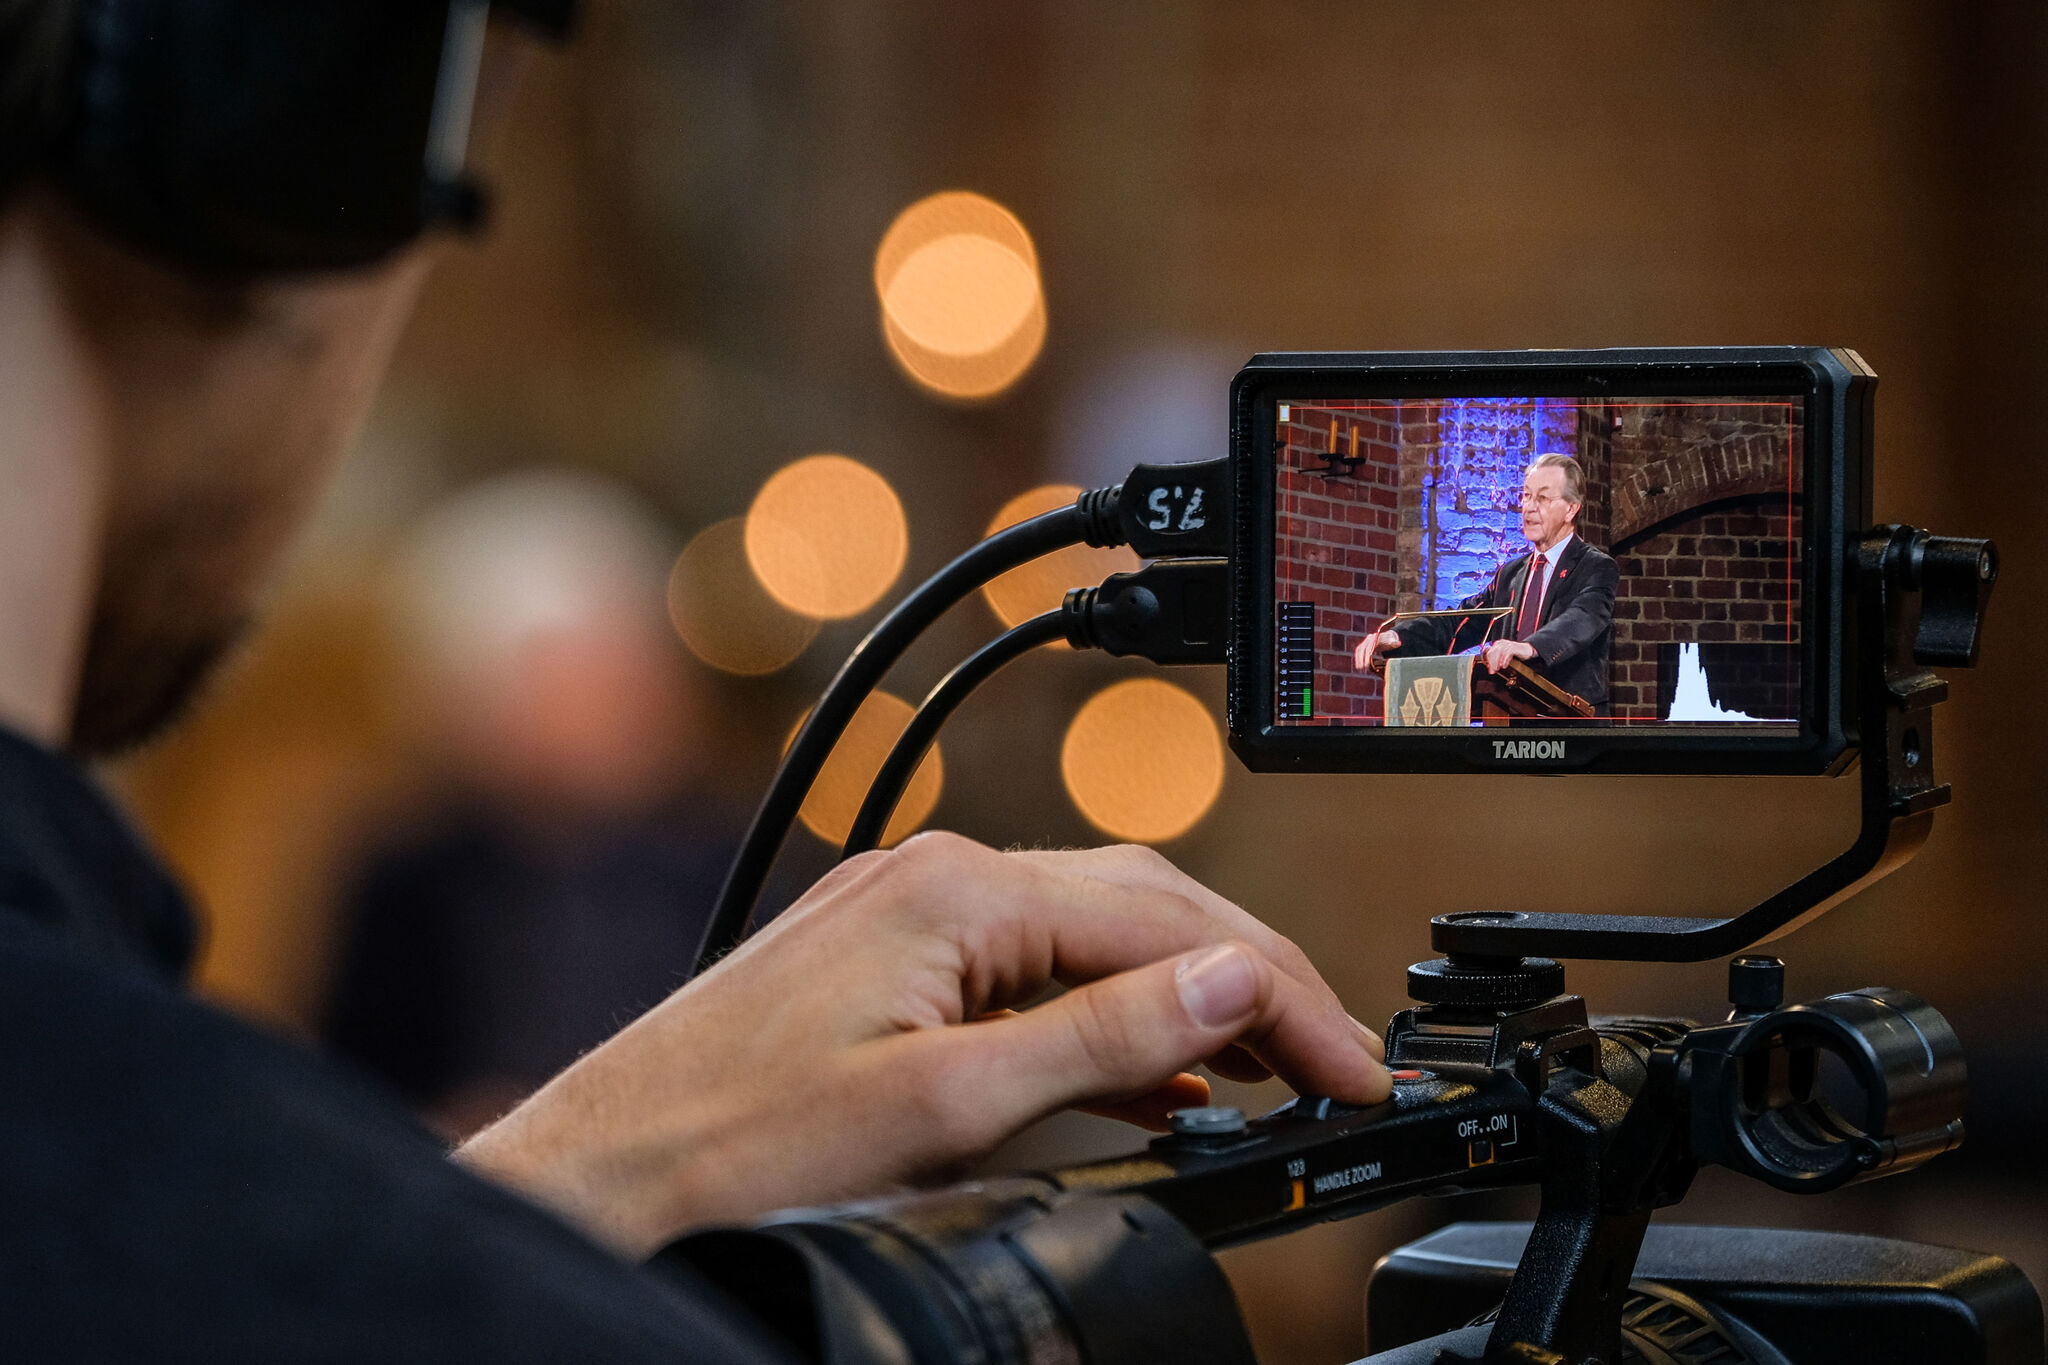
[1275,408,1400,721]
[1572,406,1615,551]
[1605,403,1801,720]
[1608,499,1803,719]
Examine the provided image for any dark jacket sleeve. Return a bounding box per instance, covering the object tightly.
[0,913,794,1365]
[1388,566,1513,657]
[1529,550,1618,669]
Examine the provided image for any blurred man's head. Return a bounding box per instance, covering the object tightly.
[1520,453,1584,553]
[393,470,703,815]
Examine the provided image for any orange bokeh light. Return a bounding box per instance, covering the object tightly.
[874,190,1038,288]
[981,485,1141,637]
[874,191,1046,402]
[744,455,909,620]
[792,691,944,847]
[667,519,819,675]
[1061,679,1224,844]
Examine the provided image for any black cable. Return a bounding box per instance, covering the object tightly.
[840,610,1069,860]
[694,502,1111,973]
[843,557,1232,860]
[692,458,1230,974]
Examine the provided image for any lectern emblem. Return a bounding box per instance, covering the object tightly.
[1400,675,1458,727]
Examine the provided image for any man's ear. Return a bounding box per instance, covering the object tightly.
[1565,501,1582,525]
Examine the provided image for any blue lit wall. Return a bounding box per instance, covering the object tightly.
[1420,399,1577,609]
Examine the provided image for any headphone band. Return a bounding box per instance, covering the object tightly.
[46,0,576,273]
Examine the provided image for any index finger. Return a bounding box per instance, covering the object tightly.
[880,836,1384,1096]
[1005,843,1338,993]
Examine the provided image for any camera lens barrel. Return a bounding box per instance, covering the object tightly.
[656,1179,1256,1365]
[1687,987,1965,1193]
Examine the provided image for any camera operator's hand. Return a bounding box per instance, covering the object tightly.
[454,834,1389,1259]
[1353,629,1402,671]
[1482,638,1537,674]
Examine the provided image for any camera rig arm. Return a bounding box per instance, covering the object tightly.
[1432,526,1996,963]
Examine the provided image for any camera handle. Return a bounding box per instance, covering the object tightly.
[1431,525,1995,963]
[1389,956,1964,1364]
[1379,961,1699,1365]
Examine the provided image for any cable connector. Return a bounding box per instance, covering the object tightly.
[1102,458,1231,556]
[1076,485,1124,548]
[1063,558,1228,665]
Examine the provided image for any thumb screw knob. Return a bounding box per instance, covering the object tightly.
[1729,955,1785,1016]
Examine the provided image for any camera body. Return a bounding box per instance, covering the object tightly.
[1367,1222,2042,1364]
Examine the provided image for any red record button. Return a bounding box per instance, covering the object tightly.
[1390,1069,1426,1081]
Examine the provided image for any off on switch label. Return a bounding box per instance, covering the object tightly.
[1458,1114,1514,1140]
[1459,1113,1518,1166]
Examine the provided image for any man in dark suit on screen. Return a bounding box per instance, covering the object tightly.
[1353,453,1618,713]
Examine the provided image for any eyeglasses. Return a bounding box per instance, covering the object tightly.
[1519,490,1568,507]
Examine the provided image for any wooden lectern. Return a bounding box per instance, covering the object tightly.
[1471,657,1598,723]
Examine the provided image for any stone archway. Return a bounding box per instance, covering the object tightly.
[1612,438,1789,547]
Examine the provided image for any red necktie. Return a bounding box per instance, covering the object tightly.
[1515,552,1548,640]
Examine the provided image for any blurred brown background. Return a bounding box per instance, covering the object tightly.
[107,3,2046,1361]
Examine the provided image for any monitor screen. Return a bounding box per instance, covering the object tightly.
[1270,396,1802,730]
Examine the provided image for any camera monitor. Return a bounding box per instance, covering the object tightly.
[1229,348,1871,774]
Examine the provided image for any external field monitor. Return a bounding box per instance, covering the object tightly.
[1228,347,1872,774]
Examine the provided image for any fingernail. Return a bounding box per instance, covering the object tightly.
[1176,944,1258,1029]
